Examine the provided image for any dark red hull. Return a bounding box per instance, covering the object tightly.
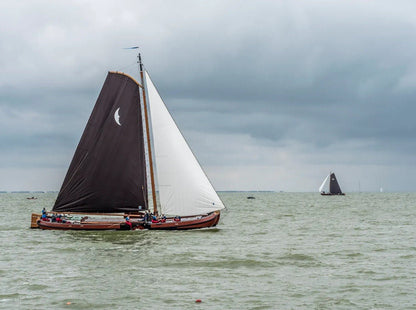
[145,211,220,230]
[321,193,345,196]
[36,211,221,231]
[37,220,144,230]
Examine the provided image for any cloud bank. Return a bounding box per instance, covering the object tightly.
[1,0,416,192]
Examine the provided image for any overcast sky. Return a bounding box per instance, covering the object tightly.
[1,0,416,192]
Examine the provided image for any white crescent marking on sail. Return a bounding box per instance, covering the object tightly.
[114,107,121,126]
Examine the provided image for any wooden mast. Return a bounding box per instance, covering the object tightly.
[138,53,158,215]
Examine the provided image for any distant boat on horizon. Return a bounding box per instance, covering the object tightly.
[319,172,345,196]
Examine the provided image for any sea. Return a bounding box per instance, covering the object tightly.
[0,192,415,310]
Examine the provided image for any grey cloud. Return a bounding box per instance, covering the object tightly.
[1,0,416,191]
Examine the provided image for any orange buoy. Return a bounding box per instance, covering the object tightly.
[196,299,202,303]
[66,302,71,305]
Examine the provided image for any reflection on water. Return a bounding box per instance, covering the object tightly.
[65,230,153,245]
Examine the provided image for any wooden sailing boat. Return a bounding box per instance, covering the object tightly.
[34,53,225,230]
[319,172,345,196]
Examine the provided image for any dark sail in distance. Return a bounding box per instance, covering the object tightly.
[53,72,147,213]
[329,173,343,194]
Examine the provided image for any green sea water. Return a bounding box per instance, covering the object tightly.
[1,192,415,309]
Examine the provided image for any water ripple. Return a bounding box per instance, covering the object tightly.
[1,192,416,309]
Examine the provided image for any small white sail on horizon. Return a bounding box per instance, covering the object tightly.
[145,71,225,216]
[319,174,330,193]
[319,172,344,195]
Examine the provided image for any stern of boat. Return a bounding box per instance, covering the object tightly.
[30,213,41,229]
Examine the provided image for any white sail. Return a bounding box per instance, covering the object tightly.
[319,174,330,193]
[145,71,225,216]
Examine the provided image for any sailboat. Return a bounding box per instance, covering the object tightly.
[319,172,345,196]
[34,53,225,230]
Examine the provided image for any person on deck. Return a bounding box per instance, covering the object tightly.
[125,217,132,229]
[144,211,150,223]
[151,215,159,223]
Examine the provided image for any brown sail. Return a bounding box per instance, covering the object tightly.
[329,173,343,195]
[53,72,148,213]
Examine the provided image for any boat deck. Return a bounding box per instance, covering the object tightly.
[34,211,220,231]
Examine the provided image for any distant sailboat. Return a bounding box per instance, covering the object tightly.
[33,52,225,230]
[319,172,345,196]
